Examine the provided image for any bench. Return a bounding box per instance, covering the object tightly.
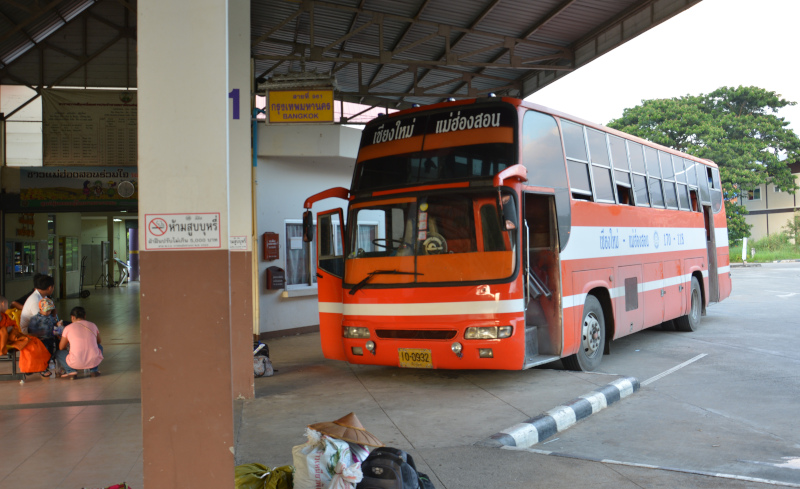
[0,349,26,382]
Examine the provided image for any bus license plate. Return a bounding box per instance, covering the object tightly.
[398,348,433,369]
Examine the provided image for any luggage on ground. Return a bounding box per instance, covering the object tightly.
[356,447,434,489]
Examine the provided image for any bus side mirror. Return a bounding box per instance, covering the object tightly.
[302,210,314,242]
[500,194,517,231]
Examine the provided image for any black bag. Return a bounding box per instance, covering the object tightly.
[357,447,435,489]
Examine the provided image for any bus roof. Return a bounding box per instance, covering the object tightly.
[363,96,718,170]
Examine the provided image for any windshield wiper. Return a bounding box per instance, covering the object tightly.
[349,269,423,295]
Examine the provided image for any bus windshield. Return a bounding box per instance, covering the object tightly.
[346,190,517,287]
[353,142,515,193]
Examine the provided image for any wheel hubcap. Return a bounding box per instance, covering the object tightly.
[583,313,601,357]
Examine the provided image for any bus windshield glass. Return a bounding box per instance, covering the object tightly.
[354,143,515,192]
[346,190,517,287]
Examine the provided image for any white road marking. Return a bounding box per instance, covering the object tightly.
[641,354,707,386]
[504,447,800,488]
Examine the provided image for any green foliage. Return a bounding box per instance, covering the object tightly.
[753,232,790,252]
[609,86,800,239]
[783,212,800,247]
[725,203,752,242]
[730,232,800,263]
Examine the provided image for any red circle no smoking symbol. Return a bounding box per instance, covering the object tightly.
[149,218,168,236]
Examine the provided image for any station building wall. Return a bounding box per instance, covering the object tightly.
[255,123,361,336]
[743,164,800,241]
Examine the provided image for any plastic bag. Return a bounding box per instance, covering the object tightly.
[234,463,293,489]
[292,429,370,489]
[329,460,363,489]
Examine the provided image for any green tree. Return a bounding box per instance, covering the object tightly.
[784,212,800,248]
[608,86,800,241]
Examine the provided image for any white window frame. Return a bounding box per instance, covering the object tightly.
[284,219,318,291]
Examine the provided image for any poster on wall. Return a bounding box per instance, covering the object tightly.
[42,89,137,166]
[19,167,138,208]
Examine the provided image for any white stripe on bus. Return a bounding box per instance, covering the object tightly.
[715,227,729,248]
[320,299,526,317]
[560,226,709,262]
[563,268,730,310]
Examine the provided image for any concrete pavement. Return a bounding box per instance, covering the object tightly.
[233,331,783,489]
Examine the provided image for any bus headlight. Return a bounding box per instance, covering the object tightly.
[343,326,370,339]
[451,342,463,358]
[465,326,513,339]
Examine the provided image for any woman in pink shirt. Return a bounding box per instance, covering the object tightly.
[56,306,103,379]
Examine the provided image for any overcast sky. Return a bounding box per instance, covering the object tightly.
[526,0,800,131]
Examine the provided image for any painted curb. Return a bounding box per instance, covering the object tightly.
[477,376,640,449]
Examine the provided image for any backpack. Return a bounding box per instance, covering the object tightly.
[356,448,435,489]
[253,342,273,378]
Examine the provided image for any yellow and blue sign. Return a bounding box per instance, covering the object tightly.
[268,90,334,123]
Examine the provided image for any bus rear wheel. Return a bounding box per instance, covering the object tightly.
[563,295,605,371]
[675,277,701,332]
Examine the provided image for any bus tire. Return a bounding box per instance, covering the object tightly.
[563,295,605,371]
[675,277,701,332]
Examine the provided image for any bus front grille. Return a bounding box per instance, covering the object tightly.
[375,329,457,340]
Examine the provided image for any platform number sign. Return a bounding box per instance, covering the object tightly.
[229,88,240,120]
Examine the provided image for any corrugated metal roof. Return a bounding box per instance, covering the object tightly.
[0,0,135,89]
[253,0,702,113]
[0,0,702,114]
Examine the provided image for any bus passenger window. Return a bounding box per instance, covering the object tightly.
[689,189,699,212]
[617,185,633,205]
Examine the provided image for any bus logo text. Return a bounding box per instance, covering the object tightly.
[435,111,501,134]
[373,119,417,144]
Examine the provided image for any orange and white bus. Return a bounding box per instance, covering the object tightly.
[303,96,731,371]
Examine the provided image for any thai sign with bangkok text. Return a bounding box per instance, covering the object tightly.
[268,90,334,123]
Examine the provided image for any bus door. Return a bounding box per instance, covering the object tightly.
[703,205,720,303]
[522,193,561,363]
[315,209,347,361]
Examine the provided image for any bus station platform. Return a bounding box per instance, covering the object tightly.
[0,283,777,489]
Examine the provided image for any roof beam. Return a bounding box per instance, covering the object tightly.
[0,0,65,44]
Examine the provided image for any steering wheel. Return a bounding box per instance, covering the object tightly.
[372,238,408,249]
[422,233,448,255]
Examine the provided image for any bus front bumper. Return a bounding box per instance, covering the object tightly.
[341,336,524,370]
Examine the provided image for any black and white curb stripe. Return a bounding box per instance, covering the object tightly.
[478,377,639,448]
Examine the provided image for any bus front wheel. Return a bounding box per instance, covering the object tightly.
[563,295,605,371]
[675,277,701,332]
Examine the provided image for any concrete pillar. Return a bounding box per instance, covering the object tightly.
[228,0,255,401]
[107,216,114,284]
[128,228,139,281]
[138,0,250,486]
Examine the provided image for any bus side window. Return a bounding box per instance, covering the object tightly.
[627,141,650,207]
[609,135,634,206]
[561,120,593,201]
[689,189,699,212]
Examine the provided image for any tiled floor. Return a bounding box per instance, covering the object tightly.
[0,283,143,489]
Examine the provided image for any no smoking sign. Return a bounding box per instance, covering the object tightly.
[144,213,221,250]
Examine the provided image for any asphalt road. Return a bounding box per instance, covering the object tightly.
[531,262,800,486]
[238,262,800,488]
